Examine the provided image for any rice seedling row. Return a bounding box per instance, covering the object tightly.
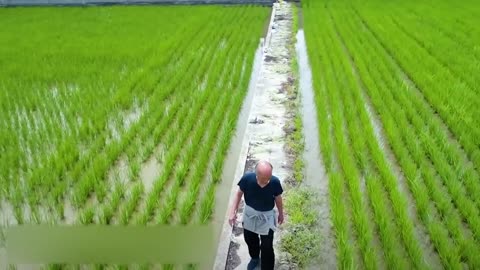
[329,8,430,269]
[69,6,231,216]
[304,5,384,268]
[152,11,254,226]
[348,5,480,249]
[351,2,480,175]
[338,7,476,266]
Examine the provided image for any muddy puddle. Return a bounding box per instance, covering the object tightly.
[139,153,161,194]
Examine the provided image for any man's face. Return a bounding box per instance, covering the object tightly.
[256,161,273,184]
[256,173,271,184]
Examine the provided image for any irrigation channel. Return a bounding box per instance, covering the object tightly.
[295,28,336,269]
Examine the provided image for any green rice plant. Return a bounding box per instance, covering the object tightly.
[143,192,159,221]
[162,264,174,270]
[111,182,126,210]
[198,183,215,224]
[99,205,113,225]
[179,181,200,225]
[136,264,152,270]
[113,265,128,270]
[29,208,42,225]
[210,157,223,184]
[134,212,150,225]
[129,158,141,181]
[78,207,95,225]
[71,173,94,208]
[164,144,179,171]
[53,201,64,222]
[95,180,107,203]
[328,172,354,269]
[174,163,188,187]
[155,148,165,165]
[45,263,68,270]
[120,183,144,225]
[12,206,24,225]
[182,264,197,270]
[365,174,407,269]
[156,184,179,225]
[93,264,106,270]
[119,209,130,226]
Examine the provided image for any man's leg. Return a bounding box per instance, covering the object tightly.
[260,229,275,270]
[243,227,260,259]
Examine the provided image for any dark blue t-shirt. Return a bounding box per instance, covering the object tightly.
[237,172,283,211]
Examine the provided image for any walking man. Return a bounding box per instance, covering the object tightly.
[228,160,284,270]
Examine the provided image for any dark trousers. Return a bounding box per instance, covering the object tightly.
[243,227,275,270]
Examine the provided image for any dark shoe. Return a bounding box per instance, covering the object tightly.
[247,258,259,270]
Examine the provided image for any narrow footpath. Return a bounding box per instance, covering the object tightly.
[214,1,297,269]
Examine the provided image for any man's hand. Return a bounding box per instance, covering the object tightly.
[228,188,243,227]
[229,212,237,227]
[278,212,284,225]
[275,195,284,225]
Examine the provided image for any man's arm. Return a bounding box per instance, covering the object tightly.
[228,188,243,226]
[275,195,284,225]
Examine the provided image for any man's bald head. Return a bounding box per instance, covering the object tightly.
[255,160,273,181]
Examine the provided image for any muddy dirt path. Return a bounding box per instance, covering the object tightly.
[214,1,297,269]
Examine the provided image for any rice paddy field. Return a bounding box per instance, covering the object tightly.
[0,5,270,229]
[303,0,480,269]
[1,0,480,269]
